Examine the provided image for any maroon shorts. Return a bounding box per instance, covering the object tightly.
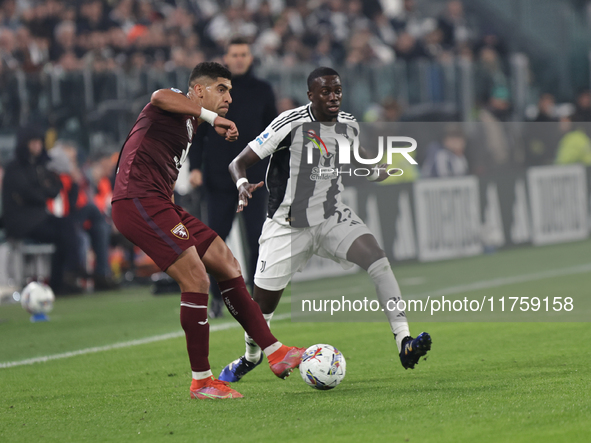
[112,196,218,271]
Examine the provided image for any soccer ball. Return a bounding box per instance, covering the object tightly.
[299,344,346,390]
[20,282,55,314]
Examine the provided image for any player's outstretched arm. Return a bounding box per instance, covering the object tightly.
[151,89,208,117]
[229,147,264,213]
[150,89,238,141]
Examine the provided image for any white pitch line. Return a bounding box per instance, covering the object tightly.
[0,313,291,369]
[299,262,591,300]
[405,262,591,299]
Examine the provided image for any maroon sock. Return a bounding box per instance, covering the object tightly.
[218,276,277,350]
[180,292,210,373]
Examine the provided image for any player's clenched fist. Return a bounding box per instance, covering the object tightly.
[213,116,239,141]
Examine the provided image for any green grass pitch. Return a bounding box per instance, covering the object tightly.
[1,240,590,442]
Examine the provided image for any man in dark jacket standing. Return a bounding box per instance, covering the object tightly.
[189,37,277,317]
[2,127,80,294]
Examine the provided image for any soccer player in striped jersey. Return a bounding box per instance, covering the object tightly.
[219,67,431,383]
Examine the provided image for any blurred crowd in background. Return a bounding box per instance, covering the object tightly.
[0,0,503,74]
[1,0,590,137]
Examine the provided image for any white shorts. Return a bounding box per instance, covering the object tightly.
[254,205,372,291]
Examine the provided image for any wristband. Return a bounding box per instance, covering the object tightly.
[236,177,249,189]
[199,108,218,126]
[367,168,381,182]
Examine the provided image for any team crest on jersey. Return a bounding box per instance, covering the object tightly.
[186,119,193,139]
[171,223,189,240]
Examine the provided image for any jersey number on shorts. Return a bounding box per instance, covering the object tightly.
[335,208,361,226]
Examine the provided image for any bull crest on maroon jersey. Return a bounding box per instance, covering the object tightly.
[171,223,189,240]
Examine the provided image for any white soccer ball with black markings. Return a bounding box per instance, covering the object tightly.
[299,344,346,390]
[20,282,55,314]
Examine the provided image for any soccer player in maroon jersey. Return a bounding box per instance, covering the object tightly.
[111,62,306,400]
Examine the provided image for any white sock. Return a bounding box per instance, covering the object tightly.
[192,370,212,380]
[367,257,411,353]
[245,312,274,363]
[263,341,282,357]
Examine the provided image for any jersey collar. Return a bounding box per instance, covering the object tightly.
[307,103,316,121]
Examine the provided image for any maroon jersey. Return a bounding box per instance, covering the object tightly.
[113,97,198,201]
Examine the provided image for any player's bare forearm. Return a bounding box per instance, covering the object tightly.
[151,89,204,118]
[229,147,261,183]
[229,147,265,213]
[151,90,238,141]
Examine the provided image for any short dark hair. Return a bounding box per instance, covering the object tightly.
[227,36,250,49]
[189,62,232,88]
[307,67,339,90]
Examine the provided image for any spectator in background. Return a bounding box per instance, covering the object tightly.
[391,0,436,39]
[363,96,402,122]
[347,0,371,32]
[84,151,116,218]
[14,25,49,73]
[393,31,429,62]
[311,35,335,67]
[47,141,117,290]
[437,0,474,50]
[1,0,20,30]
[474,85,512,174]
[524,93,560,167]
[280,35,307,67]
[49,20,83,62]
[475,46,509,107]
[77,0,114,34]
[206,6,257,50]
[555,116,591,165]
[532,93,557,123]
[421,123,469,177]
[572,89,591,122]
[2,127,80,294]
[481,84,512,122]
[0,27,18,70]
[189,37,277,317]
[382,96,403,122]
[252,13,290,67]
[109,0,135,32]
[474,26,508,63]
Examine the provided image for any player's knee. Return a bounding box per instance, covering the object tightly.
[169,254,210,293]
[177,269,209,293]
[368,247,387,264]
[347,235,386,270]
[232,256,242,275]
[219,254,241,280]
[220,245,241,278]
[210,247,242,281]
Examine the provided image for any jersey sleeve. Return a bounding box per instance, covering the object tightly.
[247,119,292,159]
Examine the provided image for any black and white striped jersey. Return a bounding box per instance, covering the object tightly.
[247,103,358,228]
